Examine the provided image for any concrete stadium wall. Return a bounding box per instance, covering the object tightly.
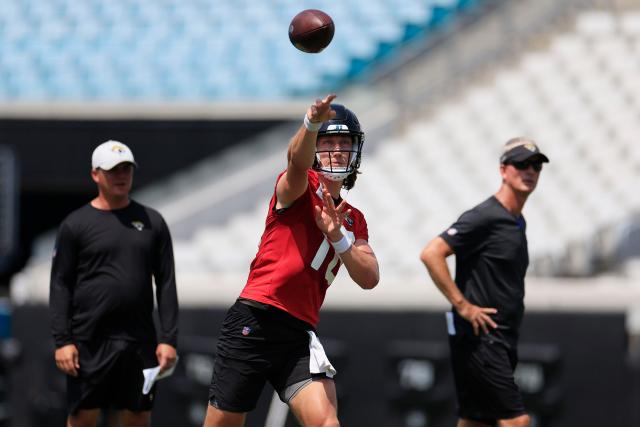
[8,305,633,427]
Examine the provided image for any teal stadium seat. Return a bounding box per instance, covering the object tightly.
[0,0,483,101]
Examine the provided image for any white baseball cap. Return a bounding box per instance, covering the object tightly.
[91,140,137,170]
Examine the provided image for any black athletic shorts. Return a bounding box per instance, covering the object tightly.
[209,299,332,413]
[449,333,526,424]
[67,339,157,414]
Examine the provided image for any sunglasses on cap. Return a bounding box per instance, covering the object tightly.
[506,160,543,172]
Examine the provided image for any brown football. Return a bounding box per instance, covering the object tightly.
[288,9,335,53]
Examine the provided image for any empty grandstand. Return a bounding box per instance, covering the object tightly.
[0,0,473,101]
[4,0,640,426]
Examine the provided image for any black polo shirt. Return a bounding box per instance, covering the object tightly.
[440,196,529,345]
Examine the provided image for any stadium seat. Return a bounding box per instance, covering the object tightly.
[12,7,640,303]
[0,0,478,100]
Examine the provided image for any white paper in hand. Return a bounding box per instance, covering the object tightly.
[142,355,179,395]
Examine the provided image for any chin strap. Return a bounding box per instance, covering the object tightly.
[319,170,350,181]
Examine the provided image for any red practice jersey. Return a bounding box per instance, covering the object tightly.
[239,170,369,327]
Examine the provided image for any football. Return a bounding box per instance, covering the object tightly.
[288,9,335,53]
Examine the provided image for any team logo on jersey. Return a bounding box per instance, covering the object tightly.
[242,326,251,336]
[345,214,354,226]
[131,221,145,231]
[446,227,458,236]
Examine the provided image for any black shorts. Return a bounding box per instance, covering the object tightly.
[67,339,157,414]
[449,334,525,424]
[209,300,333,413]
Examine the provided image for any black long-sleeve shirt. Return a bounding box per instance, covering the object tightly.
[49,200,178,349]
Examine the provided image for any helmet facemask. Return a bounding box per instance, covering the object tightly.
[312,104,365,187]
[314,135,361,182]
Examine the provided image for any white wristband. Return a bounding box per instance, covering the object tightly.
[331,235,352,254]
[304,114,322,132]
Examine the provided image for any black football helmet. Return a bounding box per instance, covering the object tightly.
[313,104,364,182]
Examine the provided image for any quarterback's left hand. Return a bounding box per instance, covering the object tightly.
[314,184,350,241]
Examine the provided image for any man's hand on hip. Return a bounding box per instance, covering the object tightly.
[457,300,498,336]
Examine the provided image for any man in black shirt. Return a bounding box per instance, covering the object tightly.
[420,138,549,427]
[50,140,179,427]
